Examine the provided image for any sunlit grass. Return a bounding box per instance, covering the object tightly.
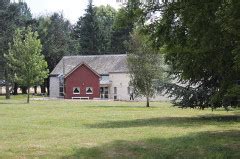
[0,96,239,158]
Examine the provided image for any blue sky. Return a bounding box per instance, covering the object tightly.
[23,0,121,24]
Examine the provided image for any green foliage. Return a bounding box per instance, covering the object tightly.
[95,5,116,53]
[73,1,99,54]
[37,13,78,72]
[144,0,240,108]
[5,27,49,102]
[111,0,143,54]
[128,29,167,107]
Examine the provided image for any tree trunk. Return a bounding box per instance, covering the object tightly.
[27,87,30,103]
[5,80,10,99]
[34,86,37,94]
[5,69,10,99]
[41,85,46,93]
[13,83,18,95]
[21,86,27,94]
[146,96,150,107]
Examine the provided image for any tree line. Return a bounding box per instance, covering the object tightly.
[1,0,239,109]
[0,0,135,100]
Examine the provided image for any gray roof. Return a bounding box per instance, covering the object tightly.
[50,54,128,76]
[0,80,5,86]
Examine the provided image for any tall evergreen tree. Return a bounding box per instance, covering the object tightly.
[74,0,99,54]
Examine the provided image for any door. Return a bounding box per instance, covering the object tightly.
[100,87,109,99]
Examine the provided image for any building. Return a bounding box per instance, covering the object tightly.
[0,80,5,95]
[50,55,131,100]
[50,54,169,101]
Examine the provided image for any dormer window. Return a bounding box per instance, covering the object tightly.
[73,87,80,94]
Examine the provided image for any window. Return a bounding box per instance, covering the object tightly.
[86,87,93,94]
[59,75,64,97]
[73,87,80,94]
[114,87,117,94]
[100,75,109,81]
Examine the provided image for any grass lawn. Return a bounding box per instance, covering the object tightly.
[0,96,239,159]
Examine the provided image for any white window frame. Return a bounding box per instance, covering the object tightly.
[73,87,80,94]
[86,87,93,94]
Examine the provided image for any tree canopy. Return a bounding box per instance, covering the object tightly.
[73,1,99,54]
[5,27,49,103]
[128,28,167,107]
[142,0,240,108]
[0,0,32,98]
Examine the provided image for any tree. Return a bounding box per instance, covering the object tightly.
[5,27,49,103]
[111,0,143,54]
[142,0,240,109]
[39,13,77,72]
[95,5,116,53]
[0,0,32,98]
[73,0,99,54]
[37,13,79,93]
[127,29,167,107]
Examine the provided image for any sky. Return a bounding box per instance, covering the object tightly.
[23,0,121,24]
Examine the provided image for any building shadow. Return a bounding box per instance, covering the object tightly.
[62,130,240,159]
[85,115,240,129]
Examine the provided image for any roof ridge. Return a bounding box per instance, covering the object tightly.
[63,54,127,58]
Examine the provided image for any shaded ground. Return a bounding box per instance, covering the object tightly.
[65,131,240,159]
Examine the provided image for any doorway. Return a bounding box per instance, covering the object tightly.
[100,87,109,99]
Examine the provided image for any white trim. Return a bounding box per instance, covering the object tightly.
[72,97,89,100]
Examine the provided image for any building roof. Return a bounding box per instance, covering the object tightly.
[0,80,5,86]
[50,54,128,76]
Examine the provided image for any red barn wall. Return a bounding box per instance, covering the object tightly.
[65,64,100,99]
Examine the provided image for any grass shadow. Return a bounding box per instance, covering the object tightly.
[62,130,240,159]
[0,102,27,105]
[85,115,240,129]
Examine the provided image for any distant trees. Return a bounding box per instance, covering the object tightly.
[95,5,116,53]
[73,2,120,54]
[38,13,78,72]
[73,0,141,55]
[5,27,48,103]
[111,0,143,54]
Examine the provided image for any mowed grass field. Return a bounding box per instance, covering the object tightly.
[0,96,239,159]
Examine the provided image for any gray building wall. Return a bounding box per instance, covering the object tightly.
[109,72,170,101]
[49,76,60,98]
[109,73,131,100]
